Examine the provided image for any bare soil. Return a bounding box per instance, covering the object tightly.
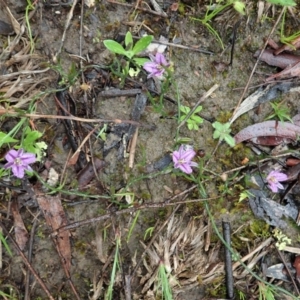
[1,0,300,299]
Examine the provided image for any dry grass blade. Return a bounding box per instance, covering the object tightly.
[139,210,212,297]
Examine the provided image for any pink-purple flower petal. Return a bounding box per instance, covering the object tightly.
[4,148,36,179]
[143,52,170,79]
[156,53,167,65]
[266,170,287,193]
[172,144,198,174]
[5,149,19,162]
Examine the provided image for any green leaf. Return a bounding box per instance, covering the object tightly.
[187,123,194,130]
[224,135,236,147]
[0,132,18,147]
[233,1,245,15]
[124,50,134,59]
[266,0,296,6]
[212,121,223,131]
[103,40,127,55]
[213,130,221,139]
[133,57,150,67]
[193,106,203,114]
[132,35,153,55]
[180,105,190,114]
[191,115,203,123]
[23,128,42,144]
[125,31,133,50]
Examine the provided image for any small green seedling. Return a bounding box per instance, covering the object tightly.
[279,8,299,48]
[51,61,79,87]
[238,190,254,202]
[265,101,292,123]
[273,228,291,251]
[97,124,108,141]
[157,261,173,300]
[179,105,203,130]
[105,233,121,300]
[20,127,47,162]
[258,282,276,300]
[0,126,47,160]
[144,227,155,240]
[0,231,12,257]
[190,0,245,49]
[212,121,235,147]
[103,32,153,80]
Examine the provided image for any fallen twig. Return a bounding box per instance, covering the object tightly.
[107,0,168,17]
[55,0,78,60]
[0,222,55,300]
[52,193,219,235]
[231,7,286,123]
[222,221,234,299]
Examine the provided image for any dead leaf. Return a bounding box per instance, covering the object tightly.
[266,61,300,81]
[77,158,106,189]
[274,36,300,55]
[36,194,71,273]
[234,120,300,145]
[255,48,300,70]
[68,151,80,166]
[11,199,28,250]
[293,256,300,279]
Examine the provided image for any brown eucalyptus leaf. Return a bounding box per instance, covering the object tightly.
[248,136,293,146]
[36,194,71,273]
[11,199,28,250]
[234,121,300,145]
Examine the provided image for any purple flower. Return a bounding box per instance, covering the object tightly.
[4,149,36,178]
[172,145,198,174]
[143,52,170,79]
[266,170,288,193]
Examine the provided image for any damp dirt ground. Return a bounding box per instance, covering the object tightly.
[1,1,300,299]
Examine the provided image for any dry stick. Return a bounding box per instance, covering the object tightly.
[69,125,99,163]
[152,39,214,55]
[232,237,273,271]
[121,33,214,55]
[230,7,286,122]
[107,0,168,17]
[222,221,234,300]
[178,83,219,129]
[128,128,139,168]
[0,109,143,125]
[0,68,50,80]
[53,193,219,235]
[54,0,78,60]
[276,248,300,296]
[24,215,40,300]
[0,222,55,300]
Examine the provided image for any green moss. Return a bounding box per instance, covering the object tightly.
[216,111,232,123]
[104,21,120,32]
[74,240,88,254]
